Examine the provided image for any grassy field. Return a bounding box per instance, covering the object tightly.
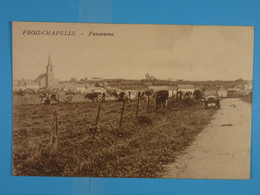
[13,99,216,178]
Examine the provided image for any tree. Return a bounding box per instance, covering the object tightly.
[70,78,77,82]
[150,76,157,81]
[236,78,244,82]
[145,73,150,80]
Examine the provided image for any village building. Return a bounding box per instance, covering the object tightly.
[218,86,228,97]
[13,79,39,91]
[23,79,40,90]
[60,81,76,91]
[14,54,60,91]
[75,83,87,93]
[227,85,243,94]
[204,86,227,97]
[34,54,59,88]
[13,79,26,91]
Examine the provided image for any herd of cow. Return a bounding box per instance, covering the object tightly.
[39,89,170,110]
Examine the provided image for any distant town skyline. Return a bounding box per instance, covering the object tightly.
[13,22,254,82]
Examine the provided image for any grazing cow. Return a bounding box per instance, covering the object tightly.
[155,90,169,111]
[144,90,153,97]
[101,92,106,102]
[118,91,129,101]
[184,91,192,99]
[177,91,183,101]
[110,91,119,99]
[125,90,136,100]
[40,93,58,105]
[139,90,153,101]
[128,91,131,99]
[85,92,102,102]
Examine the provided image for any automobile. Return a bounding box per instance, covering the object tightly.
[203,95,221,109]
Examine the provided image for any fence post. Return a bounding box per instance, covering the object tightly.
[176,89,178,102]
[136,93,140,118]
[118,99,126,136]
[147,94,150,114]
[54,111,58,136]
[93,100,103,138]
[50,111,58,155]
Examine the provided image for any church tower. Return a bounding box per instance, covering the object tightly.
[46,54,54,88]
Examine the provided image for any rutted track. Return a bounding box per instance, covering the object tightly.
[163,98,251,179]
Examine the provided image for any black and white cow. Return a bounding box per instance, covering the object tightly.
[85,92,103,102]
[154,90,169,111]
[40,93,59,105]
[138,90,153,101]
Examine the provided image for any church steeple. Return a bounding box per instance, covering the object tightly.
[46,53,54,87]
[48,53,53,67]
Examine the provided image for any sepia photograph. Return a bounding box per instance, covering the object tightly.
[12,21,253,179]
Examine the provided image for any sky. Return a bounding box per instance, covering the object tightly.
[13,22,254,81]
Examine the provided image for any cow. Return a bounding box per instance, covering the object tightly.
[177,90,183,101]
[184,91,193,99]
[154,90,169,111]
[139,90,153,101]
[40,93,59,105]
[110,91,119,99]
[118,91,129,102]
[85,92,102,103]
[100,92,106,102]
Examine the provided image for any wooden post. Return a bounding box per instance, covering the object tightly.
[50,111,58,155]
[93,100,103,138]
[118,99,126,137]
[147,94,150,114]
[176,86,179,102]
[54,111,58,136]
[136,93,140,119]
[155,93,158,112]
[119,99,125,128]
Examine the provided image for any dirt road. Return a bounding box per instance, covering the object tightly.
[163,98,251,179]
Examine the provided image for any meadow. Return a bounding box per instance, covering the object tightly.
[13,99,216,178]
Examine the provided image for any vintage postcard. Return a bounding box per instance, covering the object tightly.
[12,22,254,179]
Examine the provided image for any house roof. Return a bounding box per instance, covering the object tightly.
[24,79,39,85]
[218,86,227,91]
[35,73,46,82]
